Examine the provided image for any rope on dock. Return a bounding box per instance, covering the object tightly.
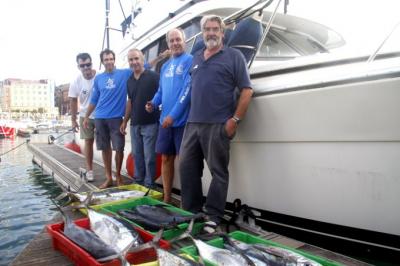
[48,128,74,144]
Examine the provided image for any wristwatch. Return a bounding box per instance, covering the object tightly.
[231,116,241,124]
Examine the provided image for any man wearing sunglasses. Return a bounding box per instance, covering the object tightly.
[68,52,96,182]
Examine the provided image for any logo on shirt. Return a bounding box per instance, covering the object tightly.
[105,78,116,89]
[193,64,198,70]
[165,64,175,78]
[81,89,87,95]
[175,64,184,75]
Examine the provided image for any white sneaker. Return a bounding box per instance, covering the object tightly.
[86,170,94,182]
[112,175,116,181]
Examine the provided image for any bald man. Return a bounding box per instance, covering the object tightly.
[146,28,192,203]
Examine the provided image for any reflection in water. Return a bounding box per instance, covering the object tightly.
[0,134,67,265]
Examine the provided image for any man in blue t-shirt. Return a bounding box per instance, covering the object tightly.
[84,49,132,189]
[145,28,192,203]
[179,15,253,232]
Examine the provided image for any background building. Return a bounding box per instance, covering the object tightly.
[0,78,58,118]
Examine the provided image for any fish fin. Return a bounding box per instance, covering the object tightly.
[127,241,154,253]
[168,219,195,243]
[84,191,93,206]
[144,188,151,196]
[152,227,164,244]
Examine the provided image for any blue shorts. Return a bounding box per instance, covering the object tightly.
[95,118,125,151]
[155,126,185,155]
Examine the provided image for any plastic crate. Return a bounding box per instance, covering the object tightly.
[47,217,170,266]
[180,230,342,266]
[76,184,163,215]
[99,197,203,240]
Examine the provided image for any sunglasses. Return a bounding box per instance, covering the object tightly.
[79,63,92,68]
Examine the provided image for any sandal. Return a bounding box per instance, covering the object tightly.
[99,179,113,189]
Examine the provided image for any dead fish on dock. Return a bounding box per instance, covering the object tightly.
[87,209,144,254]
[54,202,118,261]
[117,209,177,231]
[117,204,204,231]
[129,226,204,266]
[223,236,321,266]
[192,238,256,266]
[60,187,147,205]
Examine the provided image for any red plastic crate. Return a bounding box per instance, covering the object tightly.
[47,217,170,266]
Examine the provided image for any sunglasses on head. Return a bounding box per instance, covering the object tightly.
[79,63,92,68]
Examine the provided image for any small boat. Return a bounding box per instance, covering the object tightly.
[0,125,16,139]
[17,129,31,138]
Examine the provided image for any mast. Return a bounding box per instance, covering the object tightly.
[105,0,110,49]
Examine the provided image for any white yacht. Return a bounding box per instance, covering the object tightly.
[79,0,400,258]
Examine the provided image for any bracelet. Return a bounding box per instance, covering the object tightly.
[231,116,241,124]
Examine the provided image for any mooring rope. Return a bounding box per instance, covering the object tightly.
[0,139,30,162]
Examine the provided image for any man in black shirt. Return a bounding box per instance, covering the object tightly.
[120,49,160,188]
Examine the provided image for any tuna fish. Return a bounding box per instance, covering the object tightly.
[222,236,322,266]
[117,209,176,231]
[87,209,143,254]
[56,187,148,205]
[192,238,255,266]
[117,204,204,231]
[52,200,118,261]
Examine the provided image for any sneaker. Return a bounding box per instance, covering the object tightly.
[112,175,116,181]
[202,221,219,234]
[86,170,94,182]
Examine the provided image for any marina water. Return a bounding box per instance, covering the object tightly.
[0,134,63,265]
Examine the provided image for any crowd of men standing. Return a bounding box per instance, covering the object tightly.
[69,15,253,232]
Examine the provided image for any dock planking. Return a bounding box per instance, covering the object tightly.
[11,142,371,266]
[28,142,133,192]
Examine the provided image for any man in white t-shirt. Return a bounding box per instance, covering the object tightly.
[68,53,96,181]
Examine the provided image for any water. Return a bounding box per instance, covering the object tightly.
[0,134,63,266]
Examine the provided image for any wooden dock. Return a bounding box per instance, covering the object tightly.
[28,142,133,192]
[11,142,370,266]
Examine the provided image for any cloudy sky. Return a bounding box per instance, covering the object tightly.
[0,0,399,85]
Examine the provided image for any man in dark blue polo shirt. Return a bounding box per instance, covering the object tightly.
[179,15,254,232]
[120,49,159,188]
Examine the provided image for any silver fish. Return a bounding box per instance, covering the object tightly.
[75,189,146,205]
[193,238,253,266]
[51,199,119,262]
[87,209,143,255]
[62,211,118,261]
[251,244,322,266]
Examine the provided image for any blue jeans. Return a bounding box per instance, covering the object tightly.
[130,123,158,187]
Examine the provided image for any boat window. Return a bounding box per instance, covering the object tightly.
[273,28,326,55]
[144,42,159,63]
[258,32,300,58]
[181,17,201,52]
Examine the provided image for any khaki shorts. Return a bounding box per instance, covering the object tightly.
[79,117,95,139]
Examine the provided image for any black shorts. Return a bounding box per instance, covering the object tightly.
[94,118,125,151]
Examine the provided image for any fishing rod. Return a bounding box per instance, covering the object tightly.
[0,139,30,163]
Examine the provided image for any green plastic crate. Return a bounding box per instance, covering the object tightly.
[99,196,204,240]
[75,184,163,215]
[180,230,343,266]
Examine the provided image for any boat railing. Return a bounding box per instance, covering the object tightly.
[367,20,400,63]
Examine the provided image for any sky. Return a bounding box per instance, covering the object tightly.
[0,0,399,85]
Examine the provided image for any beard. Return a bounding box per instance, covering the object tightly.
[204,37,221,49]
